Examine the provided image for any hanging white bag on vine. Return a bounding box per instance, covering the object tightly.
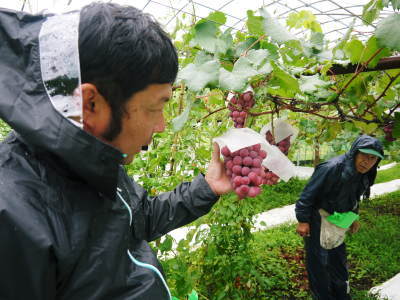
[260,117,299,155]
[213,128,296,199]
[258,118,299,183]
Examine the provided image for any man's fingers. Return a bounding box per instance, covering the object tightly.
[211,142,221,162]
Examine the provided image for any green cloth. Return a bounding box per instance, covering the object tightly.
[326,211,359,229]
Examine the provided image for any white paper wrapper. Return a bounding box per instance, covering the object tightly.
[260,118,299,144]
[213,128,295,181]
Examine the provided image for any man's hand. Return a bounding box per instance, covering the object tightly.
[205,143,233,196]
[349,221,360,234]
[296,222,310,237]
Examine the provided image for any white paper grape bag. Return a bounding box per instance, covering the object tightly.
[260,118,299,144]
[214,128,295,182]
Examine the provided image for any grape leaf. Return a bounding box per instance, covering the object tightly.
[361,36,391,68]
[178,60,219,91]
[246,10,264,36]
[171,95,193,132]
[259,8,297,44]
[376,13,400,51]
[286,10,322,32]
[219,57,258,91]
[353,120,378,134]
[192,21,230,54]
[344,39,364,64]
[246,49,269,67]
[300,75,330,93]
[205,11,227,25]
[207,89,224,105]
[362,0,385,25]
[268,62,300,97]
[235,37,260,57]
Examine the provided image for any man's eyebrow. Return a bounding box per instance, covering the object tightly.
[161,97,170,102]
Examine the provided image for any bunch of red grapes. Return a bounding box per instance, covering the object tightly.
[263,131,292,185]
[221,143,268,198]
[227,91,255,128]
[383,122,396,142]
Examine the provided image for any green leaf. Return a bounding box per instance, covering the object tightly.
[360,36,391,67]
[246,49,268,67]
[192,21,230,54]
[234,37,260,57]
[353,121,378,134]
[205,11,227,25]
[344,39,364,64]
[299,75,330,93]
[208,89,224,105]
[376,13,400,51]
[178,60,219,91]
[286,10,322,32]
[171,95,193,132]
[303,31,324,57]
[219,68,246,91]
[193,51,213,65]
[159,235,173,252]
[246,10,264,36]
[362,0,384,25]
[233,57,259,77]
[259,8,297,44]
[219,57,259,91]
[268,62,300,97]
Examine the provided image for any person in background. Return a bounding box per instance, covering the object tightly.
[295,134,383,300]
[0,3,231,299]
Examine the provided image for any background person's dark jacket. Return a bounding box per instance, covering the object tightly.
[295,135,383,224]
[0,8,218,300]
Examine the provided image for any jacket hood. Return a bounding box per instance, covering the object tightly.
[345,134,384,190]
[347,134,384,158]
[0,8,123,199]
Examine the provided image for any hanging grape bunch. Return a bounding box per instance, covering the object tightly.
[221,144,267,198]
[383,122,396,142]
[227,91,255,128]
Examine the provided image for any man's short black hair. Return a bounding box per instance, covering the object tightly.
[79,2,178,140]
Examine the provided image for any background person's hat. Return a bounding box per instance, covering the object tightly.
[358,148,384,159]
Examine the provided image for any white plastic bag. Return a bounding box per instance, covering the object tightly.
[213,128,295,182]
[319,209,348,249]
[260,117,299,144]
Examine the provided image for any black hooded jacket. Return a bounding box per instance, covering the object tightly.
[295,135,384,224]
[0,8,218,300]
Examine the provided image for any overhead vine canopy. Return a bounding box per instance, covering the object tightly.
[1,0,399,152]
[1,1,396,43]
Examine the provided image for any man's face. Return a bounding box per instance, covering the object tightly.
[110,83,171,164]
[354,152,378,174]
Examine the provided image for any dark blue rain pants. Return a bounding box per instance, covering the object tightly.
[304,212,351,300]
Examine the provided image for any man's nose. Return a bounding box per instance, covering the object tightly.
[154,115,166,133]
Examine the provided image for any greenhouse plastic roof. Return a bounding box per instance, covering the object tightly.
[0,0,396,42]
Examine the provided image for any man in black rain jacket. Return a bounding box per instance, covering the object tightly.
[295,134,384,299]
[0,3,232,299]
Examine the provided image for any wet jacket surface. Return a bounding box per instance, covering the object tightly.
[295,135,383,223]
[0,8,218,300]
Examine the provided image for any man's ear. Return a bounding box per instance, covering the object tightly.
[81,83,111,137]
